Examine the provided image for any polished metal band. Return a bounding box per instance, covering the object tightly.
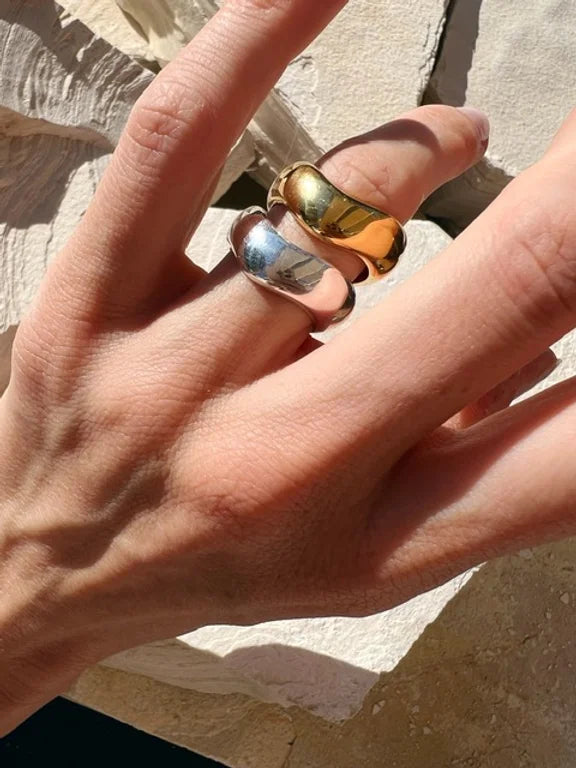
[268,162,406,284]
[229,207,355,332]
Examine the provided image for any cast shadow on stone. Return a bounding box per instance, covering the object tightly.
[425,0,484,108]
[1,133,109,229]
[339,542,576,767]
[11,0,115,73]
[216,543,576,766]
[424,156,513,234]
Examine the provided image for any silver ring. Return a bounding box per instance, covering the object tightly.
[229,207,355,332]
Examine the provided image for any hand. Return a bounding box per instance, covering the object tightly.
[2,0,576,733]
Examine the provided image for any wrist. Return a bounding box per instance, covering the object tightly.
[0,500,96,736]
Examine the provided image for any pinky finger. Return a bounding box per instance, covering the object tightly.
[448,349,559,429]
[369,375,576,606]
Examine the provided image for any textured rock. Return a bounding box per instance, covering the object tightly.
[70,540,576,767]
[57,0,153,64]
[0,3,152,146]
[116,0,213,67]
[0,327,17,396]
[424,0,576,230]
[0,119,111,332]
[69,666,296,768]
[275,0,450,151]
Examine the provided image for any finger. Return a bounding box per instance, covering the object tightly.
[370,375,576,605]
[52,0,349,315]
[161,104,489,386]
[277,107,576,463]
[448,348,558,429]
[273,104,490,281]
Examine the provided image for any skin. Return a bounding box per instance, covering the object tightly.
[1,0,576,734]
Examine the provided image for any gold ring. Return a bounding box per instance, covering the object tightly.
[268,162,407,284]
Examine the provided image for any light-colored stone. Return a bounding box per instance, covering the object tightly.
[70,540,576,767]
[424,0,576,230]
[0,4,152,146]
[275,0,449,151]
[57,0,153,64]
[69,665,296,768]
[0,117,111,331]
[116,0,213,67]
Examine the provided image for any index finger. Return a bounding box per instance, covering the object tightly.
[58,0,348,313]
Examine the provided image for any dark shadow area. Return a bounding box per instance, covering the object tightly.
[0,697,224,767]
[215,173,267,211]
[1,132,109,228]
[425,0,484,107]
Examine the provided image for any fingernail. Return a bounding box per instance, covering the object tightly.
[457,106,491,144]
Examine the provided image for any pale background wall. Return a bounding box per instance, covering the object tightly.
[2,1,576,766]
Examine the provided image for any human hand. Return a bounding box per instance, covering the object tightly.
[2,0,576,732]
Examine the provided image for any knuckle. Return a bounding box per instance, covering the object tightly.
[324,152,394,213]
[230,0,293,16]
[127,99,190,159]
[124,77,216,167]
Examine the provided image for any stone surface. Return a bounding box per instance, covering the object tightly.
[275,0,450,151]
[116,0,213,67]
[1,3,152,146]
[70,540,576,767]
[57,0,153,64]
[423,0,576,230]
[0,327,17,396]
[69,666,297,768]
